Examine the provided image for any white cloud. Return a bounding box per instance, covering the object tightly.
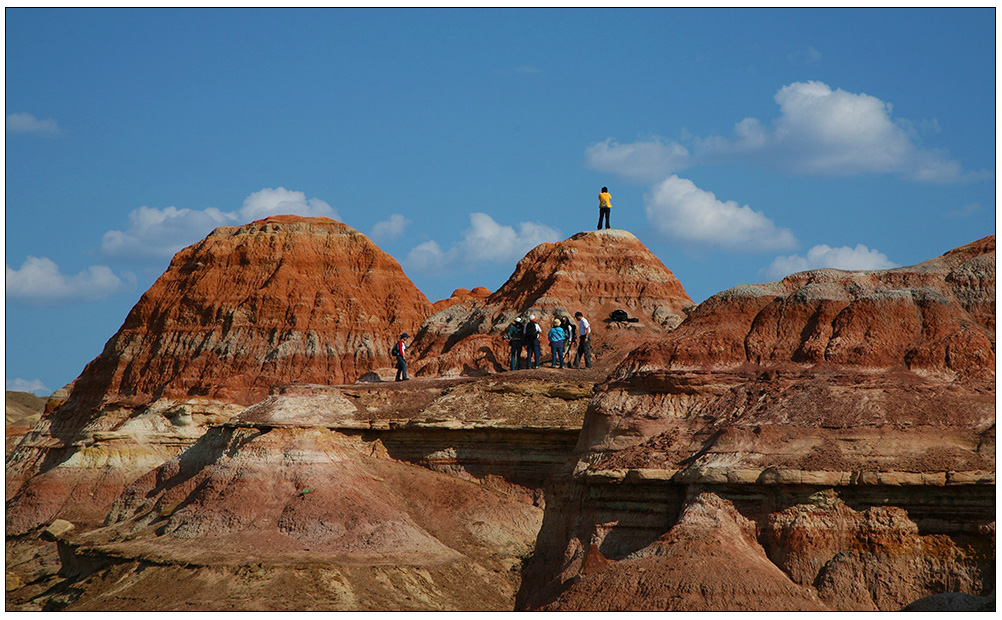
[645,176,798,253]
[589,81,985,184]
[946,203,982,218]
[405,240,448,273]
[585,137,691,184]
[100,187,338,259]
[788,46,822,65]
[764,243,897,280]
[101,205,235,258]
[405,213,561,274]
[6,112,62,136]
[697,81,978,183]
[239,187,336,220]
[6,256,127,303]
[6,377,50,396]
[370,214,409,241]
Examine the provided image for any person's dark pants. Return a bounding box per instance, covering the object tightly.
[550,341,565,368]
[597,207,610,230]
[395,355,408,381]
[527,341,542,368]
[574,336,592,369]
[510,343,522,370]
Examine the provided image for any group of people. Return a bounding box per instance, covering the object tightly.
[504,312,592,370]
[391,187,611,380]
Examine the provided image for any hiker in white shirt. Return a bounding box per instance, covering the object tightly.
[573,312,592,369]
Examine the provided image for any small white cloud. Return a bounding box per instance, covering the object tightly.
[765,243,897,280]
[6,112,62,136]
[100,187,338,259]
[239,187,337,220]
[585,137,691,184]
[6,256,127,303]
[405,240,448,273]
[946,203,982,218]
[405,213,561,274]
[101,205,235,258]
[6,377,50,396]
[370,214,409,241]
[788,46,822,64]
[645,176,798,253]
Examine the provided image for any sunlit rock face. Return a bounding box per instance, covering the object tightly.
[411,229,696,377]
[517,237,994,612]
[66,215,435,410]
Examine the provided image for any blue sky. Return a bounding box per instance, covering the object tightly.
[6,8,996,396]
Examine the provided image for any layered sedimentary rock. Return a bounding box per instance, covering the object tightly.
[69,215,434,410]
[521,236,995,611]
[43,398,543,610]
[9,379,593,610]
[431,286,492,313]
[411,229,694,376]
[6,216,434,536]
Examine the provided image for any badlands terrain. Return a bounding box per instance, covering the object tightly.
[5,216,995,611]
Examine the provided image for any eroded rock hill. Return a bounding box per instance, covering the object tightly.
[69,215,434,411]
[411,229,695,377]
[6,231,995,612]
[519,236,995,611]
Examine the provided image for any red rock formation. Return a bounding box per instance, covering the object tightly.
[616,235,995,377]
[411,230,695,377]
[53,396,544,610]
[69,215,434,409]
[431,286,492,313]
[519,236,995,611]
[543,493,827,611]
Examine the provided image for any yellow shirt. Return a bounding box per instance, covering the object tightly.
[598,192,612,208]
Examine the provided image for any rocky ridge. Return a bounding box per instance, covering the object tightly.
[519,236,995,611]
[411,229,695,377]
[5,223,995,612]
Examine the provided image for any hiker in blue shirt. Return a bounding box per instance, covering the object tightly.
[548,319,566,369]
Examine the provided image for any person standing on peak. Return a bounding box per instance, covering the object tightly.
[394,333,410,381]
[597,186,612,230]
[573,312,592,369]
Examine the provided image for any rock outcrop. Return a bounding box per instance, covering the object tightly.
[411,229,695,377]
[68,215,434,411]
[5,216,434,535]
[518,236,995,611]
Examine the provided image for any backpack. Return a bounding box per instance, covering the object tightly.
[389,341,401,357]
[610,309,629,322]
[523,322,539,342]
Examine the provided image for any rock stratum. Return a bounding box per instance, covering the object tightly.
[70,215,435,410]
[5,218,994,612]
[411,229,695,377]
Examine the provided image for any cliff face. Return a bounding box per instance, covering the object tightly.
[520,236,995,611]
[411,229,695,377]
[69,215,434,410]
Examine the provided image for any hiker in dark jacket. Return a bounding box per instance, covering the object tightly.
[523,315,543,369]
[506,317,524,370]
[560,316,576,359]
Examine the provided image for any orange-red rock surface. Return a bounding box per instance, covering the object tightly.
[431,286,492,313]
[68,215,434,410]
[520,236,995,611]
[411,229,695,377]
